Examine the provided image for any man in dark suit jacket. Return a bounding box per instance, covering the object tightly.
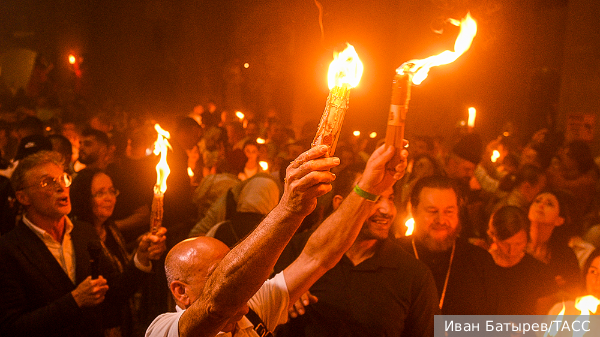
[0,151,165,337]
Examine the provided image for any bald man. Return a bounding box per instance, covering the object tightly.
[146,144,407,337]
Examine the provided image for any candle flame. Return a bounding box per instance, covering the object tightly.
[398,12,477,85]
[468,107,476,127]
[369,132,377,138]
[187,167,194,177]
[405,218,415,236]
[259,161,269,171]
[575,295,600,315]
[256,137,266,144]
[68,54,77,65]
[353,130,361,137]
[153,124,172,194]
[328,43,364,90]
[491,150,500,163]
[235,111,245,120]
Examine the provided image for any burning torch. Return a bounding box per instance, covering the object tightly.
[151,124,171,234]
[312,43,364,157]
[386,13,477,166]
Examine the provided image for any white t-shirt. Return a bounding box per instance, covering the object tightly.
[146,271,289,337]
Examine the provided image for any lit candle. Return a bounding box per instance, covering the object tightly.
[468,107,476,130]
[312,43,363,157]
[236,111,245,121]
[491,150,500,163]
[259,161,269,171]
[405,218,415,236]
[151,124,171,234]
[353,130,361,137]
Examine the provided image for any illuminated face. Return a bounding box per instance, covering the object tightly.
[493,229,527,267]
[528,193,563,226]
[358,185,396,241]
[19,163,71,220]
[91,173,117,224]
[586,256,600,298]
[412,187,460,251]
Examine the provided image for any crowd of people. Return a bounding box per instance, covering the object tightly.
[1,95,600,337]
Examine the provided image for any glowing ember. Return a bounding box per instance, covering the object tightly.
[353,130,361,137]
[153,124,172,194]
[468,107,476,128]
[259,161,269,171]
[398,12,477,85]
[491,150,500,163]
[369,132,377,138]
[256,137,266,144]
[405,218,415,236]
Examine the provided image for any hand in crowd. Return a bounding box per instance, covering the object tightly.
[288,291,318,318]
[137,227,168,266]
[71,275,109,308]
[356,142,408,196]
[279,145,339,217]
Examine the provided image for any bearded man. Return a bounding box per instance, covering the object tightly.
[398,175,500,315]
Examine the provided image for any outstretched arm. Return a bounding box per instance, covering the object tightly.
[179,145,338,337]
[283,144,408,304]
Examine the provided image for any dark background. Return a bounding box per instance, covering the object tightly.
[1,0,597,150]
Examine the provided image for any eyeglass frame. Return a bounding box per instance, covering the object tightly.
[18,172,72,191]
[92,188,120,199]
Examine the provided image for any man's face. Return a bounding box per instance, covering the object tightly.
[18,163,71,220]
[445,155,475,184]
[358,185,396,241]
[412,187,460,251]
[79,136,107,165]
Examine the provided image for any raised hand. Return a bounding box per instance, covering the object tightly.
[279,145,339,217]
[357,143,408,196]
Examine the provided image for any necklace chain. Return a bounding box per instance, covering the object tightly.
[412,238,455,310]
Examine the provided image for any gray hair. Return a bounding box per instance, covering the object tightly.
[11,151,64,191]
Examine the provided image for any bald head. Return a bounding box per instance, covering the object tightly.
[165,237,230,289]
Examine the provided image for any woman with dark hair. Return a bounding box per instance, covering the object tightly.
[488,206,556,314]
[528,189,584,296]
[70,168,166,337]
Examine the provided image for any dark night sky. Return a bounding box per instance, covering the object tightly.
[0,0,576,144]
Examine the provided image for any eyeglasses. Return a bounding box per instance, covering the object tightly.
[92,188,120,199]
[20,172,72,191]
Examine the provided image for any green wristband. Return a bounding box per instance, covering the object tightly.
[353,185,380,202]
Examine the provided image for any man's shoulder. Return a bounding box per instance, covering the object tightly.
[146,310,184,337]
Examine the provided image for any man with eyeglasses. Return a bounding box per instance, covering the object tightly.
[0,151,165,337]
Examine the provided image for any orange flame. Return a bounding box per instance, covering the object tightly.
[491,150,500,163]
[575,295,600,315]
[398,12,477,85]
[468,107,476,128]
[328,43,364,90]
[68,54,77,65]
[153,124,172,194]
[259,161,269,171]
[405,218,415,236]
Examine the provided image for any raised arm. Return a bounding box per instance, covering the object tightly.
[179,145,338,337]
[283,144,408,304]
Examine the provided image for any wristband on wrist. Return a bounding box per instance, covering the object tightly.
[353,185,380,202]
